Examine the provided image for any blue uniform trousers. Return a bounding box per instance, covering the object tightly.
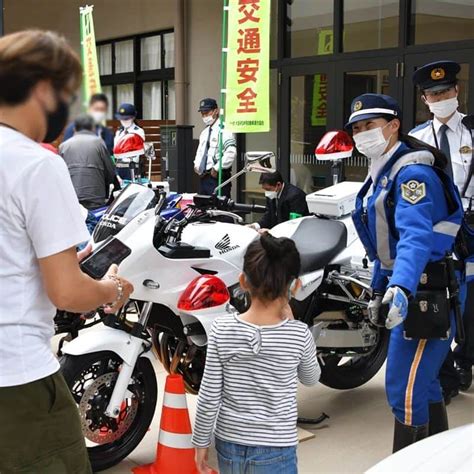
[386,315,455,427]
[386,272,467,426]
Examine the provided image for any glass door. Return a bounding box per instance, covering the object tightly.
[403,49,474,131]
[281,63,336,193]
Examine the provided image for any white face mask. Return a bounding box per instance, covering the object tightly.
[353,123,392,161]
[427,96,458,119]
[265,190,278,200]
[90,111,106,124]
[203,115,215,126]
[120,119,134,129]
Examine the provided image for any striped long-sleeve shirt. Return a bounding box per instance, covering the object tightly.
[192,312,320,448]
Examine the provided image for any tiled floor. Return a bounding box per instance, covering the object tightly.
[101,360,474,474]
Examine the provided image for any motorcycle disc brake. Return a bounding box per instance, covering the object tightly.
[79,372,138,445]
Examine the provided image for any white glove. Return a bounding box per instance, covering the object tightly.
[382,286,409,330]
[368,294,383,326]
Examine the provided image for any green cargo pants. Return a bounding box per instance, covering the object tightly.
[0,371,92,473]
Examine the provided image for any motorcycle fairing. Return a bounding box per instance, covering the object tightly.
[62,325,156,365]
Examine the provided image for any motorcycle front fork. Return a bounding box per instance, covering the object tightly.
[105,301,153,418]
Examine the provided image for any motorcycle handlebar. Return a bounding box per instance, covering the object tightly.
[232,202,266,214]
[192,194,266,214]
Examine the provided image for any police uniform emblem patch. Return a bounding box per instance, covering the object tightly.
[431,68,445,81]
[401,180,426,204]
[353,101,363,112]
[120,108,125,113]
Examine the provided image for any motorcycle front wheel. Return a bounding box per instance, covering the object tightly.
[60,351,157,472]
[319,327,389,390]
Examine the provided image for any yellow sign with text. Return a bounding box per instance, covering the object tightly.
[80,5,101,108]
[225,0,271,133]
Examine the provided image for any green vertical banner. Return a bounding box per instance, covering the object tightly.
[79,5,101,109]
[311,28,333,127]
[225,0,270,133]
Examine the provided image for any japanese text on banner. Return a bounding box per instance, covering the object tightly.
[225,0,270,133]
[80,5,101,107]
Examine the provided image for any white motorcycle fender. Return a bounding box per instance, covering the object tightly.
[61,326,156,365]
[179,304,231,347]
[294,269,325,301]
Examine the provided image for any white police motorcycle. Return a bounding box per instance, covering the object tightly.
[60,134,387,471]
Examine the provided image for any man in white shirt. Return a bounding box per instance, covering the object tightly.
[0,30,133,472]
[410,60,474,402]
[194,98,237,197]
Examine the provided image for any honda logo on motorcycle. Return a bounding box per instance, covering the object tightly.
[215,234,240,254]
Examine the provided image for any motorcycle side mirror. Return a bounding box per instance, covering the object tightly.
[213,151,277,195]
[315,130,354,161]
[245,151,276,173]
[154,188,168,215]
[144,142,156,160]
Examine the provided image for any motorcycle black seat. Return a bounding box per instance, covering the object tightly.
[291,218,348,273]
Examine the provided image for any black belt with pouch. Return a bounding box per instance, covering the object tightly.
[403,261,452,340]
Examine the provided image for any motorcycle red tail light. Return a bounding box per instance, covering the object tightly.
[315,130,353,161]
[177,275,230,311]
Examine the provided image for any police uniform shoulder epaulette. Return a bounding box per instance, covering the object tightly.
[410,120,431,134]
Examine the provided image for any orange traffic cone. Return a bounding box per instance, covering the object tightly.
[132,374,217,474]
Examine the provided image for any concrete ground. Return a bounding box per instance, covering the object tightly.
[103,360,474,474]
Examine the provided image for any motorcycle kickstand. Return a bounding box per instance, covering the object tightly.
[297,413,330,425]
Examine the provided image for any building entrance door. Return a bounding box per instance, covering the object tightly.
[280,63,335,193]
[334,56,401,126]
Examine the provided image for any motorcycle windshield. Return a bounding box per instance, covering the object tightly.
[93,184,157,243]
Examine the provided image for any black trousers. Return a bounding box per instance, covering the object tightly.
[199,170,231,197]
[439,281,474,391]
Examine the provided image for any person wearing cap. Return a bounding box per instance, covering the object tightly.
[410,60,474,401]
[410,61,473,201]
[114,103,145,180]
[194,98,236,196]
[349,93,464,452]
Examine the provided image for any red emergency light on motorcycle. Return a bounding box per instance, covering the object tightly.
[177,275,230,311]
[113,133,145,159]
[315,130,353,161]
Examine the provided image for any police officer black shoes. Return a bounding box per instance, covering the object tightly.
[428,401,449,436]
[442,386,459,406]
[392,418,429,453]
[457,364,473,391]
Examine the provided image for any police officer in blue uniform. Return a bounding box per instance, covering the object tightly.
[410,61,474,401]
[349,94,464,452]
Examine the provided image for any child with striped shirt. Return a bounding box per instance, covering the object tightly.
[193,233,320,474]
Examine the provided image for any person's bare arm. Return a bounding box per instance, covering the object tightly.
[38,246,133,313]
